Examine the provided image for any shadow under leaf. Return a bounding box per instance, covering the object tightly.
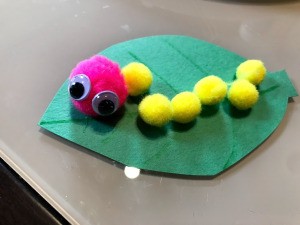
[171,120,197,132]
[200,104,220,118]
[136,116,167,139]
[126,94,147,105]
[70,102,125,135]
[222,99,252,118]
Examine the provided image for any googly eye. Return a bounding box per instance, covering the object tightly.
[92,91,120,116]
[68,74,91,100]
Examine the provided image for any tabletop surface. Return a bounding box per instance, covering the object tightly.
[0,158,69,225]
[1,0,300,224]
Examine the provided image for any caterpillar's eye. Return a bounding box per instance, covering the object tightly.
[92,91,119,116]
[68,74,91,100]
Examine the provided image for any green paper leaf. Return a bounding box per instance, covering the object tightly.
[39,35,298,176]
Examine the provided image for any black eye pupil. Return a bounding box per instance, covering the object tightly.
[70,82,84,99]
[98,100,115,116]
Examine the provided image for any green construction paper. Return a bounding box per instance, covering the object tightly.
[39,35,298,176]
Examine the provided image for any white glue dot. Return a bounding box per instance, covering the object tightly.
[124,166,140,179]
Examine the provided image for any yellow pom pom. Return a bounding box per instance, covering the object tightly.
[236,59,266,85]
[194,75,227,105]
[228,79,259,110]
[138,94,172,127]
[122,62,153,96]
[171,92,201,123]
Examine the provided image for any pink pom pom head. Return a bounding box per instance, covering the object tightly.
[68,55,128,117]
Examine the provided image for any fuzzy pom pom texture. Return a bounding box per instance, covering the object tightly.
[138,93,173,127]
[194,75,227,105]
[171,92,201,123]
[236,59,266,85]
[121,62,153,96]
[69,55,128,117]
[228,79,259,110]
[69,56,266,127]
